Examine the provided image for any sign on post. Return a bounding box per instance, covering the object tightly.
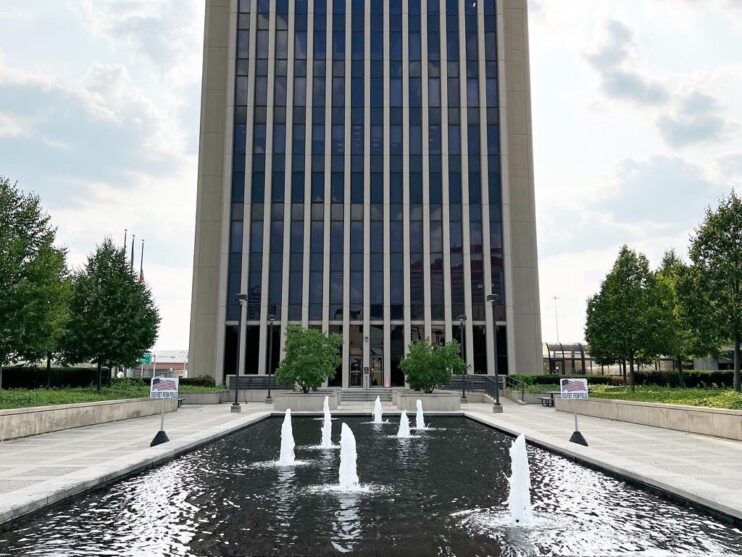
[139,352,152,365]
[561,378,589,446]
[149,376,178,447]
[560,378,588,399]
[150,376,179,399]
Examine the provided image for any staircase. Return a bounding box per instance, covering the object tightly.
[340,388,393,403]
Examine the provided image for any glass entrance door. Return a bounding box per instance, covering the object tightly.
[370,356,383,387]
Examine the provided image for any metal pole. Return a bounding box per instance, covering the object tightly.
[160,397,165,431]
[233,293,247,413]
[486,294,502,413]
[457,315,466,400]
[266,315,274,403]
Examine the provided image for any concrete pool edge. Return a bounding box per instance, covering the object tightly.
[0,410,272,526]
[463,411,742,524]
[1,408,739,528]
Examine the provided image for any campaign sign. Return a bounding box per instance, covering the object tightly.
[560,378,588,399]
[150,376,179,399]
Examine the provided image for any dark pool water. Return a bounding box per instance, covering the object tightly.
[1,416,740,556]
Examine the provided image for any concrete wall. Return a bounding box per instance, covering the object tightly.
[555,398,742,441]
[188,0,234,384]
[501,0,543,375]
[393,391,461,412]
[0,399,178,441]
[273,392,340,412]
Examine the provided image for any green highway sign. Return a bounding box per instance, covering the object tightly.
[138,352,152,365]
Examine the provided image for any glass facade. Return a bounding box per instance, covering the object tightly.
[224,0,508,385]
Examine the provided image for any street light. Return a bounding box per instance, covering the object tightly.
[233,293,248,413]
[486,293,503,413]
[457,315,467,400]
[266,314,276,403]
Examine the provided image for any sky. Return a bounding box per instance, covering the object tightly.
[0,1,740,350]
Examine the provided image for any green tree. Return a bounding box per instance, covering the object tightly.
[655,251,717,387]
[688,192,742,392]
[62,239,160,390]
[585,246,664,390]
[275,325,342,393]
[0,177,69,388]
[399,339,467,393]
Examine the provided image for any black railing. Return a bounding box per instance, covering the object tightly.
[227,375,293,390]
[504,375,527,402]
[444,375,488,392]
[484,376,504,400]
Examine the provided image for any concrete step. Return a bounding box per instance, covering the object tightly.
[340,389,393,402]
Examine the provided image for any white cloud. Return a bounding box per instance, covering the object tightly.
[0,112,29,138]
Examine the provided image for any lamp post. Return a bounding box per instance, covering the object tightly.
[266,314,275,403]
[486,293,503,413]
[233,293,248,413]
[457,315,467,400]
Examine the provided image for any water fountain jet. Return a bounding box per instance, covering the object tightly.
[277,409,296,465]
[415,399,426,429]
[397,410,411,438]
[372,396,384,423]
[507,434,533,525]
[321,396,333,448]
[339,423,359,490]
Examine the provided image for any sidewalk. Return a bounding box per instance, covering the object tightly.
[0,398,740,525]
[464,399,742,521]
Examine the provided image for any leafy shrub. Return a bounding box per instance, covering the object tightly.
[180,375,216,387]
[400,339,467,393]
[520,374,614,386]
[275,325,342,393]
[633,370,733,388]
[1,366,105,389]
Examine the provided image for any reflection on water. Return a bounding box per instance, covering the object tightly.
[331,493,361,553]
[0,417,741,556]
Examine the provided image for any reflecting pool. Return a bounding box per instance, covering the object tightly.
[0,417,740,556]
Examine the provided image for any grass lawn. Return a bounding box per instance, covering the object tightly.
[588,385,742,410]
[0,381,226,410]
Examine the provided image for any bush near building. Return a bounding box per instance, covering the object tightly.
[1,366,104,389]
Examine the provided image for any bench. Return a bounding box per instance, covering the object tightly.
[177,398,184,408]
[538,396,554,407]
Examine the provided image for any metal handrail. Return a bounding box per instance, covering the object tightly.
[503,375,527,402]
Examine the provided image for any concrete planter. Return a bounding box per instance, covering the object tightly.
[555,397,742,441]
[0,398,178,441]
[181,391,228,404]
[273,391,340,411]
[393,390,461,411]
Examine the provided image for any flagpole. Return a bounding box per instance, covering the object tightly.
[139,239,144,281]
[130,234,135,271]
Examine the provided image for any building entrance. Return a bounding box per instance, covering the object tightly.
[370,356,383,387]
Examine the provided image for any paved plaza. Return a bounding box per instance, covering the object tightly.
[0,398,740,525]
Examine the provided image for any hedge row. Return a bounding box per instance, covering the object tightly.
[632,370,734,388]
[514,371,735,388]
[0,366,107,389]
[180,375,216,387]
[0,369,216,390]
[512,374,614,386]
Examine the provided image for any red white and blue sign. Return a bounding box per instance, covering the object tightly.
[560,378,588,399]
[150,376,179,399]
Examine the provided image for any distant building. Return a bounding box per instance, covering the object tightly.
[189,0,543,386]
[129,350,189,379]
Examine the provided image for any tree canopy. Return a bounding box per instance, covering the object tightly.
[399,339,467,393]
[274,325,342,393]
[62,239,160,390]
[584,246,665,389]
[688,192,742,392]
[0,177,69,379]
